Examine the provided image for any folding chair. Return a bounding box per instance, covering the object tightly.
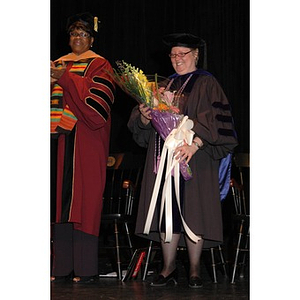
[230,153,250,283]
[100,156,143,280]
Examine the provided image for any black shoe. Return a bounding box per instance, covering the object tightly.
[51,274,72,283]
[150,269,178,287]
[189,276,203,288]
[73,275,98,283]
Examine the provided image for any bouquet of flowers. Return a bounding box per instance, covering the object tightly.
[111,60,193,180]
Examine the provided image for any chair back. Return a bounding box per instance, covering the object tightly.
[231,153,249,216]
[102,168,143,218]
[233,153,249,168]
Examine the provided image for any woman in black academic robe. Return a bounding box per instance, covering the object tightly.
[128,33,238,288]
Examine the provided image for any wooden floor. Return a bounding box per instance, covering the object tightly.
[52,280,248,300]
[51,245,249,300]
[51,271,248,300]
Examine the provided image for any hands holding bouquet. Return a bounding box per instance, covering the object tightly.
[139,103,199,165]
[138,103,152,125]
[110,60,195,180]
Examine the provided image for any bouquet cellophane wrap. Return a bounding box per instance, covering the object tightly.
[150,109,192,180]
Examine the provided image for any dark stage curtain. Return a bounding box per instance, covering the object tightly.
[51,0,249,154]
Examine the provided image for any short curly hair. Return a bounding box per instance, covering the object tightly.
[66,12,96,37]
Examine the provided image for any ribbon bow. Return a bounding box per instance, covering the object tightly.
[144,116,202,243]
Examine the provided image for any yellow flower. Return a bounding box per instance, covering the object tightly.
[112,61,178,111]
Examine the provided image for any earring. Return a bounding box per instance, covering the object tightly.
[90,44,93,48]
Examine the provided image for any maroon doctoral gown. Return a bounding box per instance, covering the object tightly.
[52,52,115,237]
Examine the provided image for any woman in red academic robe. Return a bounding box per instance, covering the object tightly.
[50,13,115,283]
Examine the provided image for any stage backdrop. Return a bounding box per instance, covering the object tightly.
[51,0,249,154]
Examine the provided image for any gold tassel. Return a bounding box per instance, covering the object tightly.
[94,16,98,32]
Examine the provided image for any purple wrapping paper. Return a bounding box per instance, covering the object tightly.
[150,109,193,180]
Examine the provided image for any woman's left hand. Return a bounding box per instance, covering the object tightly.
[174,141,198,165]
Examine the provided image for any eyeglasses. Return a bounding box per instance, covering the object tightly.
[70,31,90,38]
[169,50,193,58]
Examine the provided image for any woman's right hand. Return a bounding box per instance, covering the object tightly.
[50,61,67,82]
[139,104,152,125]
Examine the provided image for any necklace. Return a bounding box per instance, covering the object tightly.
[166,73,193,110]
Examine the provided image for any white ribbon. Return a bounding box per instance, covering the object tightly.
[143,116,202,243]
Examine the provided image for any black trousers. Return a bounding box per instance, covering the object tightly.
[51,223,99,277]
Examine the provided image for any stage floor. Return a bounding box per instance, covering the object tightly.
[51,261,249,300]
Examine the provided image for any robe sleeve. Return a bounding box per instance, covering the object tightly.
[57,58,115,130]
[127,105,153,148]
[191,76,238,160]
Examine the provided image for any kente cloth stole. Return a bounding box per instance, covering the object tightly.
[50,59,93,134]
